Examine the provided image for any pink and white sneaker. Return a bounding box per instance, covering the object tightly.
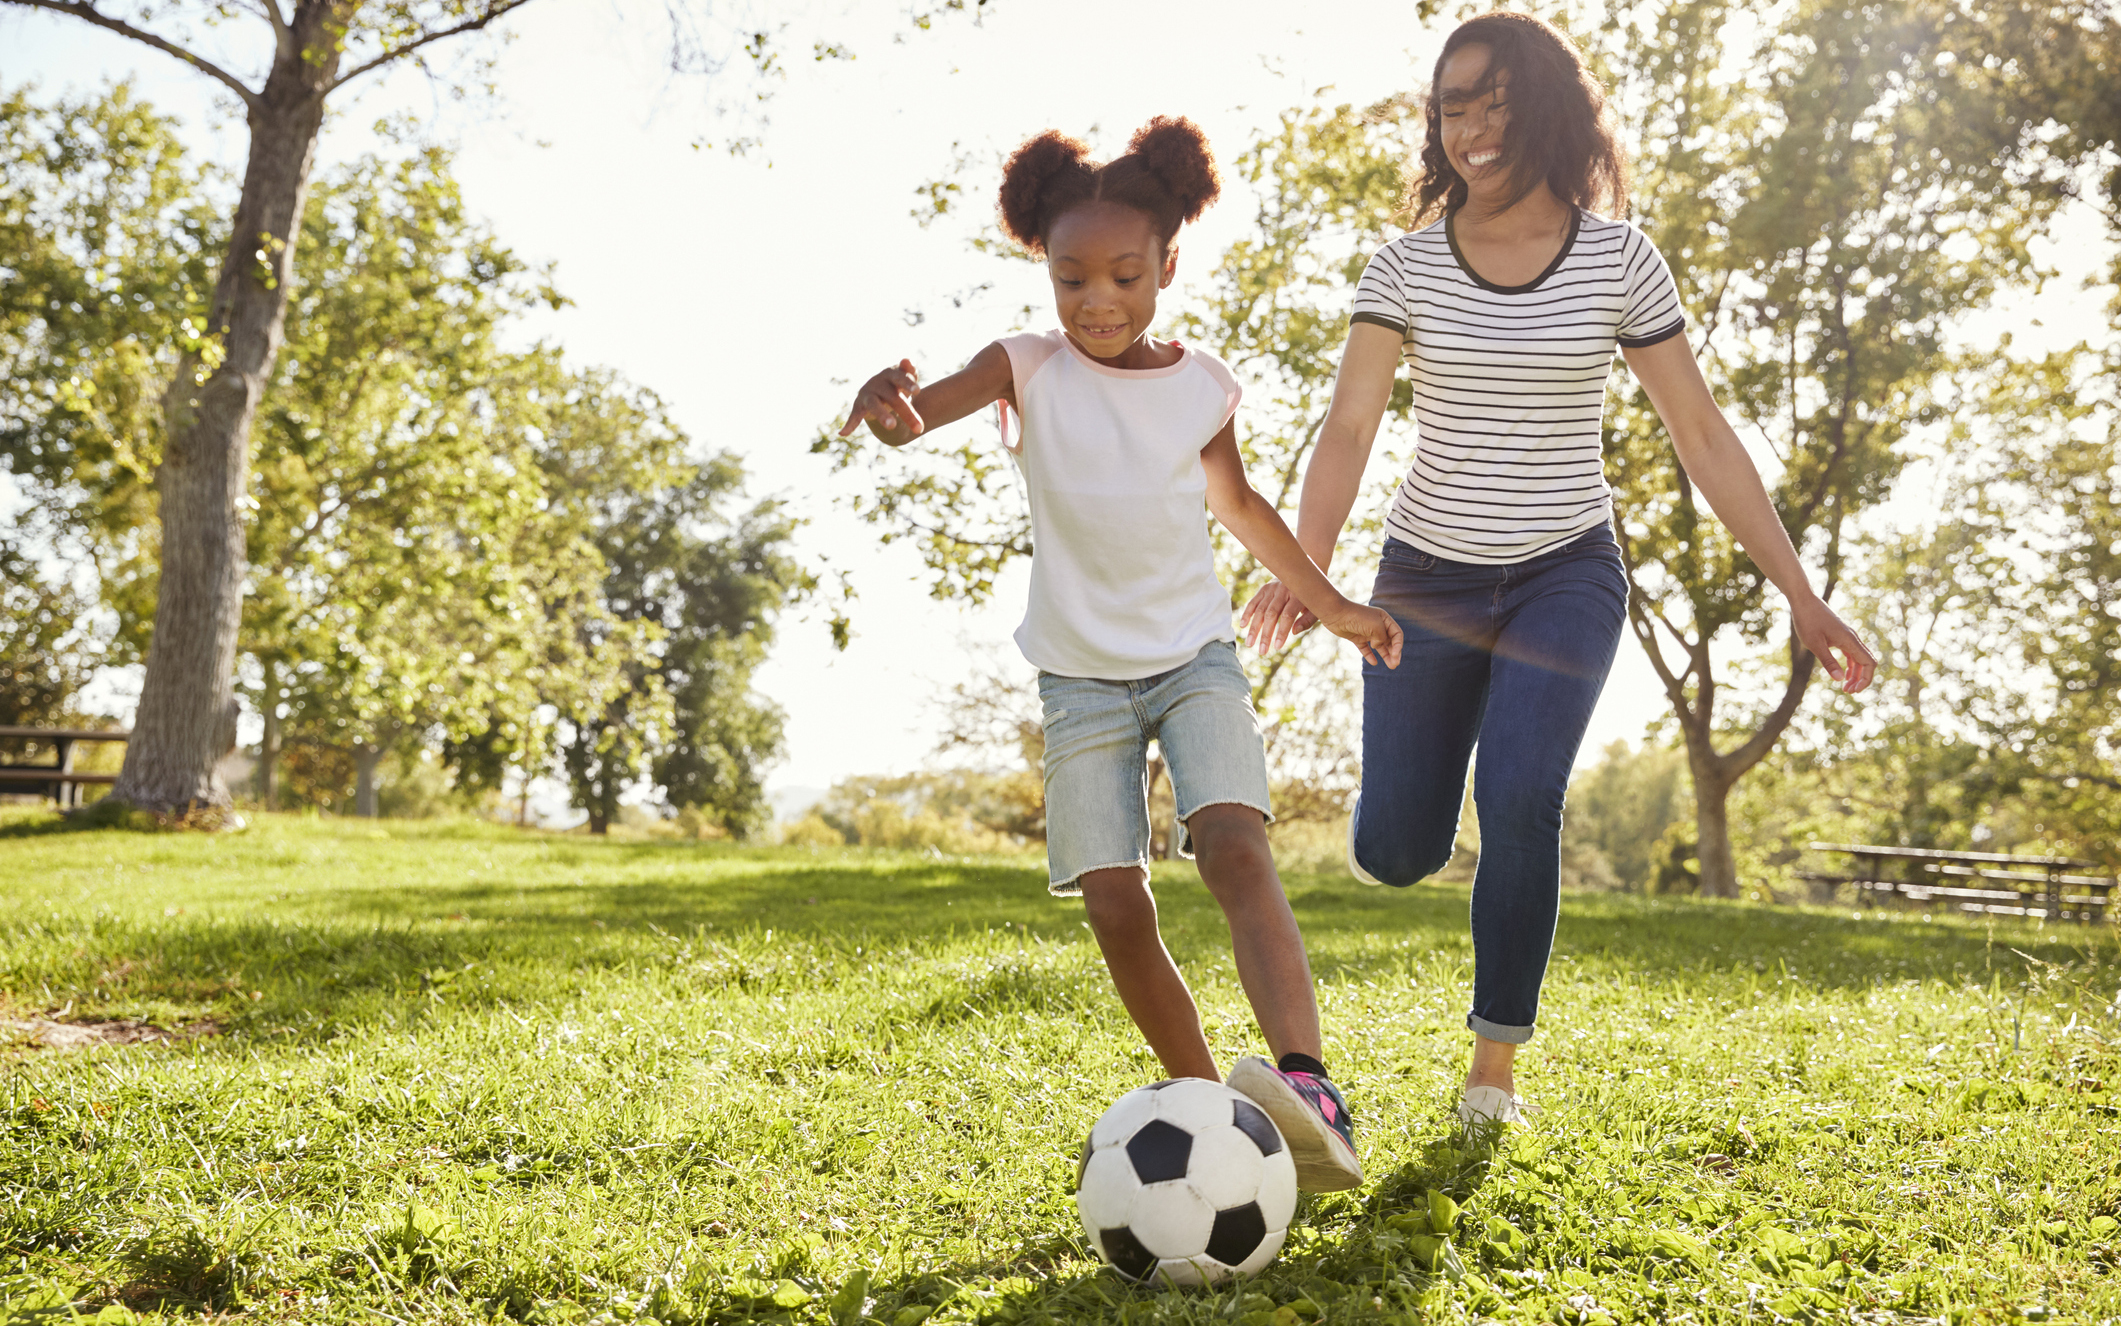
[1226,1056,1364,1192]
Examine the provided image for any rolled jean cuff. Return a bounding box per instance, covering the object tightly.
[1467,1013,1535,1045]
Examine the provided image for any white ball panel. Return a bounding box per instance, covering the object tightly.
[1089,1087,1162,1151]
[1232,1225,1288,1277]
[1126,1181,1216,1258]
[1151,1077,1237,1133]
[1255,1146,1298,1229]
[1075,1147,1142,1231]
[1184,1124,1266,1209]
[1155,1256,1229,1287]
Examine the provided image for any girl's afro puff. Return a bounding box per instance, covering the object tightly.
[996,115,1221,256]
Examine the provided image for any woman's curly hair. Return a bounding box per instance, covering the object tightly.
[998,116,1221,256]
[1403,12,1629,225]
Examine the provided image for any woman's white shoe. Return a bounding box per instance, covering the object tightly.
[1457,1085,1526,1127]
[1346,801,1384,886]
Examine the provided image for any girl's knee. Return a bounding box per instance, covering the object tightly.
[1187,805,1271,877]
[1080,866,1155,935]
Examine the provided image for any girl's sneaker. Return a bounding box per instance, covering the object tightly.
[1226,1056,1364,1192]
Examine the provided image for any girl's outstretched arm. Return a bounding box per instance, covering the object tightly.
[837,344,1015,448]
[1238,322,1403,652]
[1621,335,1876,695]
[1202,421,1402,670]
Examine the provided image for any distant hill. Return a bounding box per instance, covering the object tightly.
[768,785,828,823]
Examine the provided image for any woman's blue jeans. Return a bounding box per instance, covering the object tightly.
[1353,524,1629,1043]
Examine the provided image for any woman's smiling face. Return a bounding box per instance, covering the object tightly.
[1437,44,1513,203]
[1044,201,1176,360]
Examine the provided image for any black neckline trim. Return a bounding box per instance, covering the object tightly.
[1445,206,1583,294]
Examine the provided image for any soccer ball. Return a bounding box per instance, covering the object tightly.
[1074,1077,1298,1286]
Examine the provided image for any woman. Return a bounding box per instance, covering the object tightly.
[1241,11,1876,1127]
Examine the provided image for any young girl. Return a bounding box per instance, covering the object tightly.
[837,117,1402,1192]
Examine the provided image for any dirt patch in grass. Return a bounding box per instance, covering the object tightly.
[3,1016,221,1051]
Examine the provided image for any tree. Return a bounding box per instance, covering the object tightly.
[3,83,804,824]
[241,148,627,816]
[536,381,806,836]
[0,83,217,661]
[1818,350,2121,866]
[0,537,95,729]
[1599,0,2117,895]
[1,0,987,817]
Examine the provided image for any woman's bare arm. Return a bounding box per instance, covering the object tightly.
[1621,334,1877,694]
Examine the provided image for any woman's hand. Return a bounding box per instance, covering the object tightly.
[1316,599,1403,670]
[839,359,925,445]
[1792,594,1877,694]
[1239,580,1319,653]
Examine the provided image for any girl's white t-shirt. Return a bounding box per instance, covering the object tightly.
[997,329,1242,681]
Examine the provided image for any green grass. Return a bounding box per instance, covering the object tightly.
[0,810,2116,1325]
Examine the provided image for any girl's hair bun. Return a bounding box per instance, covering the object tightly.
[998,130,1095,254]
[1124,116,1221,226]
[995,116,1221,256]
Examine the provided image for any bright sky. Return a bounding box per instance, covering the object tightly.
[5,1,2111,808]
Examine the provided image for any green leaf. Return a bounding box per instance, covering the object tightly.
[1427,1188,1460,1235]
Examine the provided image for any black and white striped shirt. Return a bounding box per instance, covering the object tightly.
[1350,208,1685,564]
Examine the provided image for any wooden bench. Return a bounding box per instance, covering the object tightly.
[0,726,131,808]
[1803,842,2115,925]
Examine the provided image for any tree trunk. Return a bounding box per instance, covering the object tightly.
[112,7,343,815]
[1691,767,1738,899]
[354,744,383,818]
[256,660,281,810]
[1667,634,1819,899]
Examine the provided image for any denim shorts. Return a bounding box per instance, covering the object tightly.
[1038,640,1274,895]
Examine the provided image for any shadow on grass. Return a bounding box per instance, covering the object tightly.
[3,839,2111,1044]
[796,1131,1511,1325]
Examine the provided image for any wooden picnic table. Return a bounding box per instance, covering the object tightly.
[1803,842,2115,924]
[0,726,131,807]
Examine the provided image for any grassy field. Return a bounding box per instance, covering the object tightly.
[0,811,2116,1325]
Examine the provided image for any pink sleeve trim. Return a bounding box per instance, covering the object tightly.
[1194,351,1243,432]
[996,331,1064,456]
[999,331,1064,401]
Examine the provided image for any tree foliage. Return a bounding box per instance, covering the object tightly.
[1592,0,2116,894]
[1,83,805,828]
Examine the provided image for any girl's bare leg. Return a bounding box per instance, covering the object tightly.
[1079,865,1219,1080]
[1185,803,1324,1062]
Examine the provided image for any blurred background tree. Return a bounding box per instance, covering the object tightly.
[0,83,803,831]
[1600,0,2118,896]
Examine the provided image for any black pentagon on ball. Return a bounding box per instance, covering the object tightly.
[1231,1098,1284,1157]
[1074,1134,1093,1190]
[1100,1226,1158,1281]
[1205,1201,1267,1266]
[1125,1119,1193,1183]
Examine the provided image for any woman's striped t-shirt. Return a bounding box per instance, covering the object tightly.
[1349,208,1686,564]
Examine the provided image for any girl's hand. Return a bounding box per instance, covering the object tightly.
[839,359,925,444]
[1317,600,1403,670]
[1792,594,1877,694]
[1239,580,1318,653]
